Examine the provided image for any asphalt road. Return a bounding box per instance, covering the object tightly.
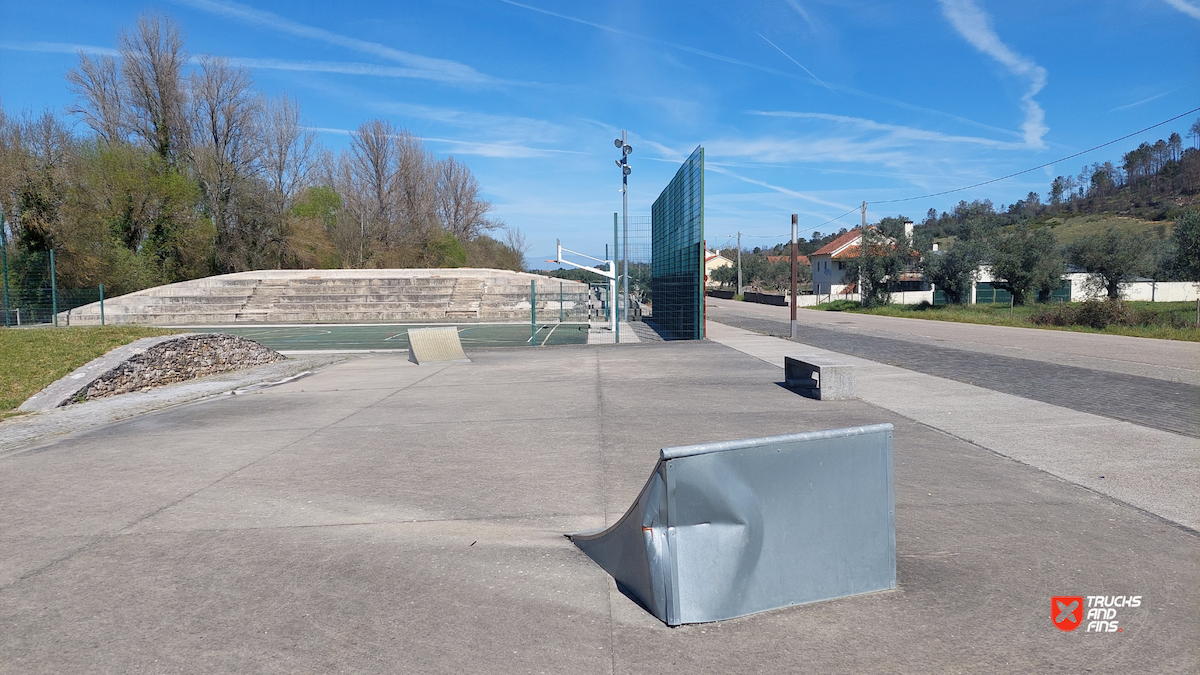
[706,298,1200,438]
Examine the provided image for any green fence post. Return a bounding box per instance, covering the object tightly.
[50,249,58,328]
[99,284,105,326]
[1,212,9,328]
[559,281,563,323]
[530,280,537,346]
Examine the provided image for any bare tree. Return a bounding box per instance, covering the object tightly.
[259,95,317,216]
[190,55,261,236]
[119,14,189,163]
[392,129,437,238]
[65,53,126,144]
[435,156,497,241]
[503,225,529,269]
[343,118,402,247]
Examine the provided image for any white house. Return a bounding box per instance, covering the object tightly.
[809,229,862,296]
[704,250,733,287]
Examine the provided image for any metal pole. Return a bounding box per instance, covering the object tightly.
[613,212,619,343]
[790,214,798,340]
[859,201,866,307]
[605,242,611,325]
[50,249,58,327]
[559,282,563,322]
[621,131,629,323]
[531,280,536,345]
[1,212,9,328]
[736,231,742,298]
[99,284,105,326]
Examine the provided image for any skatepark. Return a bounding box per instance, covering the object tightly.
[2,297,1197,673]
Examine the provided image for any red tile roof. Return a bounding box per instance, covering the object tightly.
[765,255,810,266]
[812,229,862,257]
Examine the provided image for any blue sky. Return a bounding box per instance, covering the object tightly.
[2,0,1198,265]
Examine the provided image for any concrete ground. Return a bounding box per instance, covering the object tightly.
[2,341,1196,673]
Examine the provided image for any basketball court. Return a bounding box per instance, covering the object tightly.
[191,322,592,352]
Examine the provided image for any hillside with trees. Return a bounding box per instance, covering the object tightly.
[718,121,1200,305]
[0,15,528,298]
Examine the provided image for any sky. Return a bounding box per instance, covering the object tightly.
[1,0,1198,266]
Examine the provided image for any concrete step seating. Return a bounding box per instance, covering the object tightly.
[61,269,591,325]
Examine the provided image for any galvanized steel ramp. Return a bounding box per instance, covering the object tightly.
[568,424,896,626]
[407,326,470,364]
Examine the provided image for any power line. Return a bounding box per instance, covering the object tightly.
[735,206,861,242]
[871,105,1200,205]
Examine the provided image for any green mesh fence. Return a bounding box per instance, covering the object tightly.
[0,249,102,326]
[650,145,705,340]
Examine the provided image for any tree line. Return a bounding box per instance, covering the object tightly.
[711,121,1200,306]
[0,15,527,297]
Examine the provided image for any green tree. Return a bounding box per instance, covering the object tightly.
[922,239,986,304]
[1065,227,1151,299]
[710,263,737,288]
[1167,210,1200,281]
[988,224,1064,305]
[841,226,913,307]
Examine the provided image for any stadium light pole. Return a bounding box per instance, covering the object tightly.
[615,132,632,323]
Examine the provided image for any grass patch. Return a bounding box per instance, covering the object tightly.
[1040,213,1172,247]
[808,300,1200,341]
[0,326,183,419]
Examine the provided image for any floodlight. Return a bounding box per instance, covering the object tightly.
[615,159,623,168]
[623,144,633,155]
[623,166,632,176]
[615,138,624,148]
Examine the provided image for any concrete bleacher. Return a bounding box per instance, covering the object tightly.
[60,269,591,325]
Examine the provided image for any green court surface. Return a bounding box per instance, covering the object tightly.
[201,323,591,351]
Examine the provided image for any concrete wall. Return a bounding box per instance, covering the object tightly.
[1066,276,1199,302]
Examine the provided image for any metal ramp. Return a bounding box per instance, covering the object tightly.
[569,424,896,626]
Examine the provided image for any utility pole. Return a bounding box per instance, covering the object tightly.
[736,231,742,297]
[790,215,798,340]
[859,201,867,307]
[615,132,633,323]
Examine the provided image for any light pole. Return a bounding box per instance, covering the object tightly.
[725,232,743,297]
[736,231,742,297]
[614,132,632,323]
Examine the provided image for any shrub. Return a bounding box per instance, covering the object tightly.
[1030,299,1134,329]
[818,299,862,312]
[1029,304,1075,326]
[1073,299,1134,329]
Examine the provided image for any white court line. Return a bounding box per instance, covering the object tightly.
[541,323,561,346]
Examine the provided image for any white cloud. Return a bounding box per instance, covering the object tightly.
[422,138,585,158]
[751,111,1023,148]
[707,164,854,210]
[1108,89,1176,113]
[757,33,831,91]
[0,42,481,85]
[302,125,579,159]
[783,0,817,31]
[937,0,1049,148]
[0,41,118,57]
[173,0,500,86]
[1162,0,1200,20]
[224,57,481,82]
